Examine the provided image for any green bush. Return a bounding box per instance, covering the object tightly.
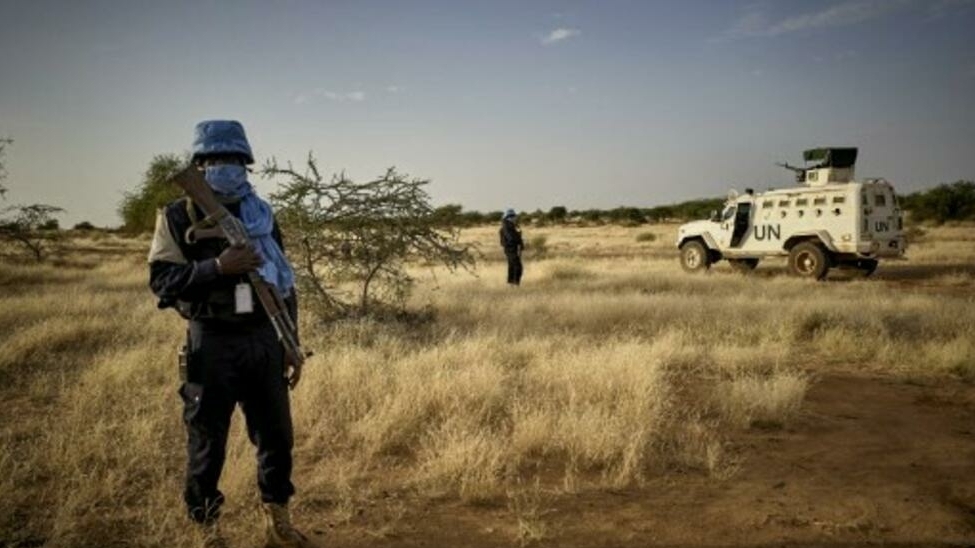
[118,154,188,233]
[900,181,975,224]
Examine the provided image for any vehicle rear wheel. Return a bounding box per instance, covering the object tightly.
[728,258,759,272]
[788,242,830,280]
[679,240,711,273]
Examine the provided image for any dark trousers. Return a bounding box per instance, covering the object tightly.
[505,251,523,285]
[180,321,295,523]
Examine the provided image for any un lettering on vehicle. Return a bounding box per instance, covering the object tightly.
[754,224,781,241]
[874,221,889,232]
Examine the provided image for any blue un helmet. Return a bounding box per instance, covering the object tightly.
[503,208,517,220]
[191,120,255,165]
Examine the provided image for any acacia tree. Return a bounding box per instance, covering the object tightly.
[0,204,66,261]
[263,156,475,318]
[0,138,65,262]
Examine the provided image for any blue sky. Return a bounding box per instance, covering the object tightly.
[1,0,973,226]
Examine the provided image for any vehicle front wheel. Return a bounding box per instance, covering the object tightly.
[679,240,711,273]
[857,259,878,277]
[728,258,759,272]
[788,241,830,280]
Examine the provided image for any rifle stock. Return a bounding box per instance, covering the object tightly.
[170,167,307,369]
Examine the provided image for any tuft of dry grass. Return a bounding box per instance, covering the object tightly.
[714,371,810,428]
[508,480,549,546]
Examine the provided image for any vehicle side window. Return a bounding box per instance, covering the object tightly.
[796,198,808,206]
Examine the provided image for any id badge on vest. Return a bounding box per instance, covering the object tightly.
[235,283,254,314]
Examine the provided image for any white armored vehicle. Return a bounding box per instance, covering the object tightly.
[676,147,906,279]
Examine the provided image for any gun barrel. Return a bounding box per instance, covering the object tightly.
[776,162,805,173]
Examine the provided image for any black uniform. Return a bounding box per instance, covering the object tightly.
[499,219,524,285]
[149,197,298,524]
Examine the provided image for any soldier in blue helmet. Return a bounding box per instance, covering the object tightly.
[499,208,524,285]
[148,120,318,547]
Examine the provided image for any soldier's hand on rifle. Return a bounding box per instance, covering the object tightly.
[216,245,264,275]
[284,350,302,390]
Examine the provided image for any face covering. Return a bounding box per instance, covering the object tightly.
[204,164,250,197]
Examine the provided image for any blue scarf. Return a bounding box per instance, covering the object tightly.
[205,165,295,296]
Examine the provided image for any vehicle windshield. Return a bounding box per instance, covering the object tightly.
[722,206,736,221]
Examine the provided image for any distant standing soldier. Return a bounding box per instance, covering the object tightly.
[499,208,524,285]
[148,120,318,548]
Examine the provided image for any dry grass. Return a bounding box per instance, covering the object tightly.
[714,371,810,428]
[1,223,973,546]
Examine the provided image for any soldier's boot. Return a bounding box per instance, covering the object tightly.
[198,519,229,548]
[261,502,319,548]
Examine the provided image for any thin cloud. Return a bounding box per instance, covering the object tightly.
[541,27,580,45]
[294,89,366,104]
[386,85,402,94]
[315,88,366,102]
[724,0,911,38]
[726,11,769,38]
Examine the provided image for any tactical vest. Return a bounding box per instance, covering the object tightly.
[171,197,267,326]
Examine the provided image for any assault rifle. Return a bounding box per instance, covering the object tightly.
[170,166,308,386]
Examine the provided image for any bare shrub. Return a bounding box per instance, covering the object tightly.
[264,156,475,318]
[0,204,65,262]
